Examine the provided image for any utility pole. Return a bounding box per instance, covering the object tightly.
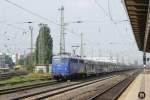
[80,33,83,58]
[23,50,26,66]
[24,21,34,65]
[59,5,65,55]
[116,53,119,65]
[97,43,101,58]
[122,56,124,65]
[91,49,94,58]
[29,26,33,65]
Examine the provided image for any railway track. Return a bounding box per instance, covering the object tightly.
[0,71,28,80]
[11,75,118,100]
[88,70,141,100]
[0,80,58,95]
[0,70,140,100]
[0,74,114,96]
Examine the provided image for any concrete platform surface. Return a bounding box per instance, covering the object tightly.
[118,69,150,100]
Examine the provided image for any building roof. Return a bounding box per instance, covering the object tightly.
[124,0,150,52]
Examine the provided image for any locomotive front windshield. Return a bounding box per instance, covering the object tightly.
[53,58,61,64]
[52,57,69,65]
[52,57,69,73]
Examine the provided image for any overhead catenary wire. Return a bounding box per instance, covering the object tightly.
[94,0,110,18]
[65,28,97,46]
[108,0,113,21]
[3,0,60,26]
[93,0,134,58]
[1,0,133,58]
[0,22,29,36]
[6,23,26,31]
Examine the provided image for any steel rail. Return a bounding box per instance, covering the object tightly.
[88,71,141,100]
[12,75,117,100]
[0,80,57,95]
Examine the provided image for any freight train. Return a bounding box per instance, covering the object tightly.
[52,56,134,80]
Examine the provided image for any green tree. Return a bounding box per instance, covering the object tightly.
[35,24,53,65]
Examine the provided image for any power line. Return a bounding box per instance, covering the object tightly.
[94,0,131,48]
[6,23,26,30]
[0,21,27,30]
[94,0,127,24]
[65,29,97,46]
[108,0,113,21]
[94,0,110,19]
[3,0,60,26]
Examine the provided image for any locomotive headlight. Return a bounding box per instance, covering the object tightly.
[65,67,67,71]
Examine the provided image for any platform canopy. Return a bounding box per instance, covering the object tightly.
[124,0,150,52]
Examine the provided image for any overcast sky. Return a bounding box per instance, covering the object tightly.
[0,0,146,65]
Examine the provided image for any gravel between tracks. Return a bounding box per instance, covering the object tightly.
[43,75,125,100]
[0,70,138,100]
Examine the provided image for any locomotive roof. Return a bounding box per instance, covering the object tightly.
[53,56,116,64]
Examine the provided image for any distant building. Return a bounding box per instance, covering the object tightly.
[0,53,13,69]
[11,54,17,64]
[34,64,51,73]
[0,54,6,68]
[11,53,24,65]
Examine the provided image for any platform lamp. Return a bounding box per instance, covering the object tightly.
[143,52,146,67]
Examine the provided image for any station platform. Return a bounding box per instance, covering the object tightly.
[118,68,150,100]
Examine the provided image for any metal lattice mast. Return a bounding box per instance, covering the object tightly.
[59,6,65,55]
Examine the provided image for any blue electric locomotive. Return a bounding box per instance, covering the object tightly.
[52,56,85,80]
